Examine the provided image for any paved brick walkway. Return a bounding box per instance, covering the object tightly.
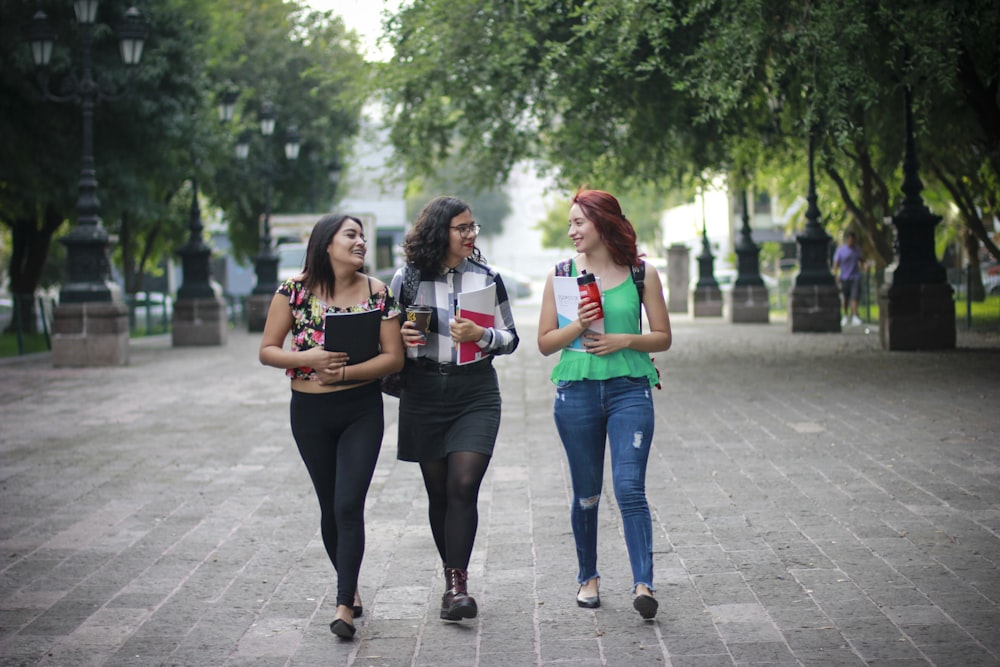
[1,307,998,666]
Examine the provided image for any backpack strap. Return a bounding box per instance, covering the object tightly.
[631,260,646,332]
[398,266,421,309]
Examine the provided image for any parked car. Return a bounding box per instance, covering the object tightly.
[485,265,530,300]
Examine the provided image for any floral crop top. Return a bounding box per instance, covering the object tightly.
[276,276,400,381]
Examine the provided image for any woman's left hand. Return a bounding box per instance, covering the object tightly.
[582,332,629,356]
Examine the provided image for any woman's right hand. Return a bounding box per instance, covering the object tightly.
[400,320,425,347]
[577,297,602,330]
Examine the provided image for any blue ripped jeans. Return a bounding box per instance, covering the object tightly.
[553,376,655,592]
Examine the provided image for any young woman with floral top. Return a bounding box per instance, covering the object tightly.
[389,196,519,622]
[259,214,404,640]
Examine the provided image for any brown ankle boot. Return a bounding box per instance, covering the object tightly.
[440,567,477,620]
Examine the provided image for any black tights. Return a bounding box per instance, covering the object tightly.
[419,451,491,570]
[290,385,383,609]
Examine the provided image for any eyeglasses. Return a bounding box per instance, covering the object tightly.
[450,223,481,238]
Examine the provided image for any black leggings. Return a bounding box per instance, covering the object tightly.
[419,451,491,571]
[290,383,383,609]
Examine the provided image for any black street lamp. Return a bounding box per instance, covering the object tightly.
[176,91,239,302]
[691,188,722,317]
[734,190,765,288]
[237,101,300,331]
[878,83,955,350]
[730,190,770,323]
[794,132,836,288]
[890,85,947,286]
[788,130,840,332]
[25,3,149,305]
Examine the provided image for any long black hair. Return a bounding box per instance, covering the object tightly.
[302,214,364,296]
[403,196,484,274]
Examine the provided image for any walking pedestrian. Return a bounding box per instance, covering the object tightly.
[259,214,404,640]
[389,195,519,622]
[833,230,864,326]
[537,188,672,619]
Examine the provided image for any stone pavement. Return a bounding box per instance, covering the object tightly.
[1,306,999,667]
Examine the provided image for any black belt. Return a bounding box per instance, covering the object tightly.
[408,356,493,375]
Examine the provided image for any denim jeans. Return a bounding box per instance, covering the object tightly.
[553,376,655,591]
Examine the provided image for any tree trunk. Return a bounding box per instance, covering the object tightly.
[5,205,64,334]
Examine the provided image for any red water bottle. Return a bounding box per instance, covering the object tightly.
[577,271,604,320]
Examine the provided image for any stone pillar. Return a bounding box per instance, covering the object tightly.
[878,283,955,350]
[247,294,272,333]
[51,302,129,367]
[666,244,690,313]
[172,294,228,346]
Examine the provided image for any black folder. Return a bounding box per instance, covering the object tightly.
[324,309,381,364]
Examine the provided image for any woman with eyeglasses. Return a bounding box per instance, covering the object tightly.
[389,196,519,622]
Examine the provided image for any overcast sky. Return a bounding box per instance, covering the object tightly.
[304,0,402,61]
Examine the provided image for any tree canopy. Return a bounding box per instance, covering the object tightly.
[379,0,999,275]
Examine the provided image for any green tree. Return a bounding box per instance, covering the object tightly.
[206,1,368,262]
[379,0,999,280]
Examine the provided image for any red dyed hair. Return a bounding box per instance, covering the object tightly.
[571,188,640,267]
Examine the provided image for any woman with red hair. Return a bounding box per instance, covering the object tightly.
[537,189,672,619]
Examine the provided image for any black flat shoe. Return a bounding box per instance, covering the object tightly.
[330,618,356,639]
[633,593,658,619]
[353,603,363,618]
[576,586,600,609]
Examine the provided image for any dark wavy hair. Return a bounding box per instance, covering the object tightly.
[302,214,364,296]
[403,196,484,274]
[572,188,640,268]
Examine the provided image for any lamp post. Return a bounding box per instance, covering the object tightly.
[238,101,301,331]
[691,188,722,317]
[878,84,955,350]
[26,3,149,304]
[730,190,769,323]
[26,2,149,366]
[176,90,238,304]
[788,130,840,333]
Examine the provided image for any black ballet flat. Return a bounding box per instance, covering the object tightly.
[576,586,600,609]
[353,603,363,618]
[330,618,356,639]
[633,593,658,619]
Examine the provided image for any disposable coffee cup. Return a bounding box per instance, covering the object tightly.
[406,305,433,344]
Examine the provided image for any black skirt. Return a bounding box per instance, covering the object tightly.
[396,360,501,462]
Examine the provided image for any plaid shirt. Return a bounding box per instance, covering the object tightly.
[389,258,519,364]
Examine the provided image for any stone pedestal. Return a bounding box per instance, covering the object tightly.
[666,244,690,313]
[692,285,723,317]
[51,302,129,367]
[172,296,228,346]
[729,284,770,323]
[247,293,272,333]
[788,284,841,332]
[879,283,955,350]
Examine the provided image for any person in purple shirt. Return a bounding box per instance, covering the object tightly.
[832,231,864,326]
